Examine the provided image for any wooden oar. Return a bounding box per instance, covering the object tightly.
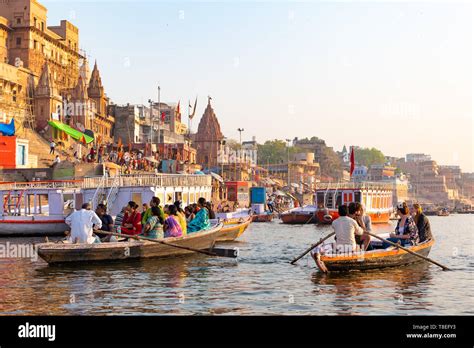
[290,232,335,265]
[364,232,451,271]
[95,230,236,258]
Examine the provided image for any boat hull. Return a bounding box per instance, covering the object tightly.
[0,220,69,236]
[37,224,223,264]
[313,239,434,272]
[280,212,317,224]
[315,210,390,224]
[216,217,252,242]
[251,214,273,222]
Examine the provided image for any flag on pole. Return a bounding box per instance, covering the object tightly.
[189,97,198,120]
[350,146,355,177]
[80,135,87,145]
[161,111,166,123]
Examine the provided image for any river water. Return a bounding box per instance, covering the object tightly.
[0,215,472,315]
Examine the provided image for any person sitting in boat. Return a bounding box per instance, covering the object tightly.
[174,201,187,236]
[382,202,419,248]
[121,201,142,235]
[187,198,211,233]
[184,206,195,222]
[411,203,432,242]
[332,204,364,254]
[206,201,216,219]
[348,202,372,251]
[141,197,165,230]
[95,204,115,242]
[65,203,102,244]
[163,205,183,238]
[141,206,164,239]
[114,206,127,232]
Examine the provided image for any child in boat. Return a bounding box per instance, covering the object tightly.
[164,205,183,238]
[141,206,164,239]
[187,198,211,233]
[382,202,419,248]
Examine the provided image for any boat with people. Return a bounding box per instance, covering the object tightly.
[315,182,393,224]
[311,233,435,272]
[37,222,224,264]
[280,205,318,224]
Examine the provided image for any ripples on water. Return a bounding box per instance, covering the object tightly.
[0,215,472,315]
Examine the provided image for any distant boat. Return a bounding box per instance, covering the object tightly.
[314,182,393,224]
[437,208,450,217]
[280,205,318,224]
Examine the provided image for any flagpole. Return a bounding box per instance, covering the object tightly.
[157,85,161,154]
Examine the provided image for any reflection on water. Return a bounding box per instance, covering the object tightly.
[0,215,472,315]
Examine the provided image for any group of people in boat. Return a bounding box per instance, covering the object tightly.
[330,201,432,254]
[64,197,215,244]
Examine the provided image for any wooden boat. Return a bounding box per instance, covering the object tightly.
[280,205,318,224]
[215,216,252,242]
[315,182,393,224]
[251,213,274,222]
[312,238,435,273]
[37,223,224,264]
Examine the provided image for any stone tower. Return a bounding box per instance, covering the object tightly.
[34,62,62,130]
[194,97,224,169]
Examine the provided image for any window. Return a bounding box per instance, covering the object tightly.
[34,17,37,27]
[41,22,44,31]
[354,191,361,203]
[335,192,342,208]
[16,37,21,47]
[16,17,21,24]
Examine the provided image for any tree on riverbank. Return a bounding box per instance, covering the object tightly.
[353,147,386,167]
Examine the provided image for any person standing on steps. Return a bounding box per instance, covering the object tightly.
[50,140,56,154]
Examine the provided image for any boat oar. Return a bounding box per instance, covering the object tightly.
[290,232,335,265]
[95,230,237,258]
[364,232,451,271]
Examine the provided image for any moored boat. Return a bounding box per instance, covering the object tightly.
[0,181,81,236]
[251,213,274,222]
[311,237,435,272]
[37,223,224,264]
[280,205,318,224]
[437,208,450,216]
[315,182,393,224]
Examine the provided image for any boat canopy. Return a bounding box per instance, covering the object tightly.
[48,121,94,144]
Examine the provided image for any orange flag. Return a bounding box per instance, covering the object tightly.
[80,135,87,145]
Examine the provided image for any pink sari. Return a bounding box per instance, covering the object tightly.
[164,216,183,238]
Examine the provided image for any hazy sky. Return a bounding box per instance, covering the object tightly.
[44,1,473,171]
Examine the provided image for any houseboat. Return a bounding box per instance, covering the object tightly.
[315,182,393,224]
[0,180,81,236]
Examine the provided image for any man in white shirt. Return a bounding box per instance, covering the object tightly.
[332,204,363,253]
[65,203,102,244]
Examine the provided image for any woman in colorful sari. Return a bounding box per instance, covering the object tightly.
[174,201,187,236]
[164,205,183,238]
[140,206,164,239]
[121,201,142,235]
[187,198,210,233]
